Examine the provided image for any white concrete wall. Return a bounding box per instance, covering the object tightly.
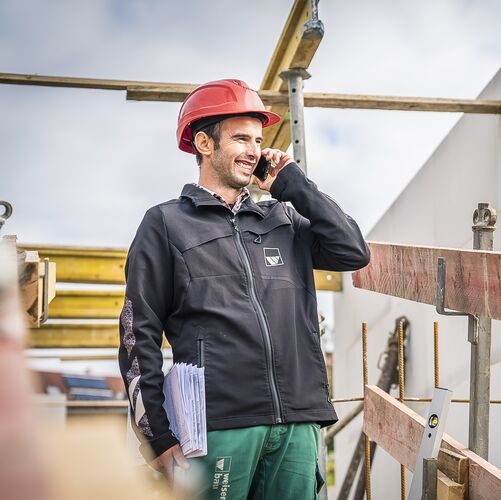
[332,68,501,499]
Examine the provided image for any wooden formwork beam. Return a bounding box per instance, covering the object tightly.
[28,323,121,348]
[353,241,501,320]
[127,87,501,116]
[20,244,127,284]
[0,72,185,91]
[258,0,323,150]
[28,323,171,348]
[363,385,501,499]
[49,290,124,319]
[3,73,501,115]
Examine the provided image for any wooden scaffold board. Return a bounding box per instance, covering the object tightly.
[353,241,501,320]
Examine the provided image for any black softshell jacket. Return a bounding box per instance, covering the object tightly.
[118,163,370,458]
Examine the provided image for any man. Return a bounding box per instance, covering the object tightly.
[118,79,370,499]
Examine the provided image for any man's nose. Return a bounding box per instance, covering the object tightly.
[246,142,260,160]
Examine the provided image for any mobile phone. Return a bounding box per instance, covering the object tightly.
[253,156,271,181]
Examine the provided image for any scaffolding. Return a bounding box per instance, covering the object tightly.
[2,0,501,498]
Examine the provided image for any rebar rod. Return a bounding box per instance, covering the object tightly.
[434,322,439,388]
[331,396,501,404]
[362,322,372,500]
[398,319,406,499]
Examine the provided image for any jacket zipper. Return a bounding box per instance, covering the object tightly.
[229,216,283,423]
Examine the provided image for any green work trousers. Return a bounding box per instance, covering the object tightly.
[188,423,324,500]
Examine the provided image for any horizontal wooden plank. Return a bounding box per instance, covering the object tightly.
[28,323,170,348]
[353,242,501,320]
[0,71,196,92]
[19,244,127,284]
[314,270,342,291]
[49,290,124,319]
[298,92,501,114]
[363,385,501,500]
[3,72,500,115]
[126,87,501,114]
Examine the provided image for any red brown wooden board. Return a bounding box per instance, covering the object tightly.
[363,385,501,500]
[352,241,501,320]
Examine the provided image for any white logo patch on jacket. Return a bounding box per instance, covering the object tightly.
[264,248,284,267]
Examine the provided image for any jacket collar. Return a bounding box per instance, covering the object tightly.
[181,184,265,217]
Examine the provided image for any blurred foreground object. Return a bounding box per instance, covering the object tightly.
[0,237,179,500]
[0,236,48,500]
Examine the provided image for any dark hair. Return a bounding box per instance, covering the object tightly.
[193,122,222,166]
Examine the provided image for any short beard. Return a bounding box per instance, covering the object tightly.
[212,150,250,189]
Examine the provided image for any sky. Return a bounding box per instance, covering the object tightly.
[1,0,501,248]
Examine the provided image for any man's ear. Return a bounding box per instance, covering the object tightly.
[194,131,213,159]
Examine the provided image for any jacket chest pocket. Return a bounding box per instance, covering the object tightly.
[180,228,241,278]
[240,207,304,287]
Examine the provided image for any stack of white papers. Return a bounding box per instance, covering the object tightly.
[162,363,207,458]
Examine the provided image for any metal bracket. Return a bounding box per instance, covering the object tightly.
[303,0,325,38]
[436,257,478,344]
[40,257,50,324]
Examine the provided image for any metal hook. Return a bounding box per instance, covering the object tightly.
[0,201,13,233]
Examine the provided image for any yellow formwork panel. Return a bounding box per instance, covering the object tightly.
[28,323,170,348]
[20,244,127,284]
[29,323,120,348]
[49,290,124,319]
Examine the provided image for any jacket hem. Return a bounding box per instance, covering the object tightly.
[206,408,338,431]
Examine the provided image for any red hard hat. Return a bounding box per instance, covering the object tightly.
[177,79,281,154]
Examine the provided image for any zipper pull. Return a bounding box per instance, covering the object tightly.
[230,218,240,232]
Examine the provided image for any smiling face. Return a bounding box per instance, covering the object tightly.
[209,116,263,189]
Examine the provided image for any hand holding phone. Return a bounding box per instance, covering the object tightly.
[254,149,294,192]
[253,156,271,182]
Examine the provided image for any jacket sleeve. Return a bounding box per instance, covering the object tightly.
[269,162,370,271]
[118,206,179,459]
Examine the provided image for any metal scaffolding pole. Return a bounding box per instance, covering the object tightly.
[469,202,497,458]
[279,68,311,173]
